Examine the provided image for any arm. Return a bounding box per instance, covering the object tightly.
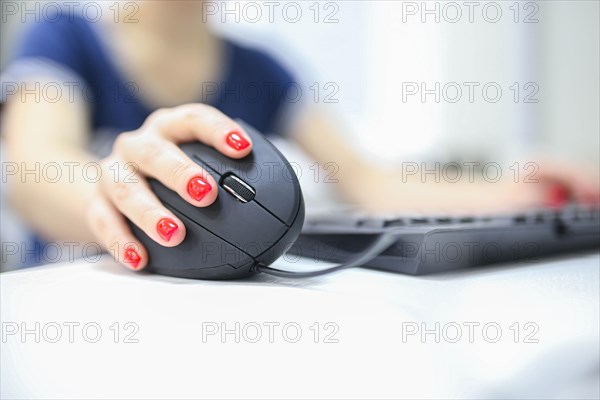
[4,93,97,242]
[290,107,600,212]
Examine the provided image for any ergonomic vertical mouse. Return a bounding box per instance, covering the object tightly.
[129,120,305,280]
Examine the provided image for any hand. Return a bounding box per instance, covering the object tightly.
[496,158,599,213]
[525,158,600,208]
[85,104,253,270]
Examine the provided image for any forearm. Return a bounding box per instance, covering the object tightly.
[339,166,539,213]
[3,95,97,242]
[6,145,98,242]
[292,108,542,213]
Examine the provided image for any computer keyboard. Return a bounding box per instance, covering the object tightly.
[289,205,600,275]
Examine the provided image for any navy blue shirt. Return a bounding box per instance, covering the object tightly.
[10,13,296,138]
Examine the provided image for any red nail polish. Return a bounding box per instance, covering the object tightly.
[187,176,212,202]
[545,183,569,209]
[123,246,141,269]
[226,130,250,151]
[157,218,178,242]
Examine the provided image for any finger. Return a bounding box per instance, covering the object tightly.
[564,173,600,204]
[85,194,148,271]
[146,104,253,159]
[100,159,188,246]
[536,162,600,205]
[114,135,218,207]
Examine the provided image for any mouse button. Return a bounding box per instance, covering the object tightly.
[193,150,300,225]
[131,211,252,271]
[180,131,280,176]
[179,125,301,225]
[249,165,301,225]
[237,122,302,225]
[180,142,225,176]
[220,173,255,203]
[215,158,301,225]
[174,210,252,266]
[150,179,288,258]
[193,191,288,258]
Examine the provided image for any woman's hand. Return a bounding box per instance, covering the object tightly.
[85,104,253,270]
[527,158,600,207]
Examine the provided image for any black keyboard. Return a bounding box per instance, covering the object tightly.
[288,205,600,275]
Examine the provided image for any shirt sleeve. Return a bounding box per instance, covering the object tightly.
[1,13,90,103]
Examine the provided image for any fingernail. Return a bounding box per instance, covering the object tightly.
[187,176,212,202]
[123,246,141,269]
[157,218,178,242]
[225,130,250,151]
[545,183,569,209]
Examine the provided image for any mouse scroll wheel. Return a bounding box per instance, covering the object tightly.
[220,173,256,203]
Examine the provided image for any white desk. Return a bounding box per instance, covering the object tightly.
[1,253,599,399]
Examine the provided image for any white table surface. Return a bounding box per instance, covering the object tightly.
[1,253,599,399]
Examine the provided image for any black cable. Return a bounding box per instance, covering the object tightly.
[256,233,397,278]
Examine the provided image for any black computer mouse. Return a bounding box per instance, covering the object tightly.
[129,120,305,280]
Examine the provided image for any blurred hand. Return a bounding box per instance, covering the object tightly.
[85,104,253,270]
[526,158,600,208]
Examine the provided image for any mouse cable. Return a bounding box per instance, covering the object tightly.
[255,233,397,278]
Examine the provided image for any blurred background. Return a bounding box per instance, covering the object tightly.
[212,0,599,166]
[1,0,599,270]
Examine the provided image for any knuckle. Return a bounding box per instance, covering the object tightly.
[139,205,157,228]
[113,131,136,155]
[146,107,171,126]
[111,179,133,204]
[137,138,163,165]
[177,104,221,130]
[169,160,194,184]
[177,103,210,117]
[210,120,232,144]
[211,116,230,131]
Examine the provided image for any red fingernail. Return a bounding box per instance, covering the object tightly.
[545,183,569,209]
[123,246,141,269]
[157,218,178,242]
[226,130,250,151]
[187,176,212,202]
